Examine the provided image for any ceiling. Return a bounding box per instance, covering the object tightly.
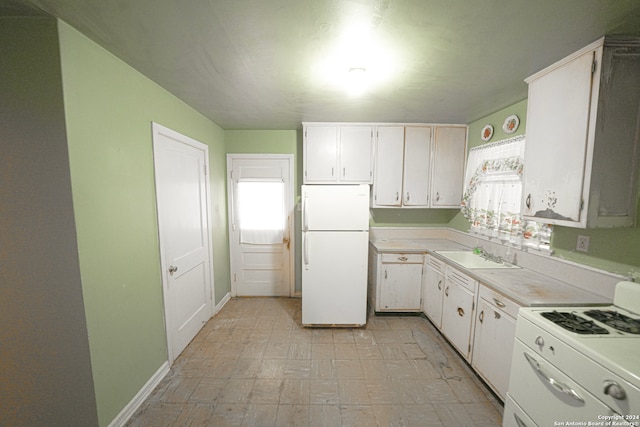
[7,0,640,129]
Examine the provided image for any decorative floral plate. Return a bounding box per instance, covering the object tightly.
[481,124,494,142]
[502,115,519,134]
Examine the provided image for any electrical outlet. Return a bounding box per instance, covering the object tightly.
[576,235,590,252]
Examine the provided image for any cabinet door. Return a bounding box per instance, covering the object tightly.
[304,125,338,183]
[422,260,445,328]
[472,298,516,400]
[522,49,596,225]
[431,126,466,207]
[339,125,373,183]
[403,126,431,207]
[442,278,475,360]
[372,126,404,206]
[379,262,423,311]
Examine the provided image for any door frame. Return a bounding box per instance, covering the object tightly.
[152,122,215,363]
[226,154,295,297]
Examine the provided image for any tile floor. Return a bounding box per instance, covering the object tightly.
[126,297,503,426]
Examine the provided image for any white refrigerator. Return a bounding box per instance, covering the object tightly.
[301,184,370,326]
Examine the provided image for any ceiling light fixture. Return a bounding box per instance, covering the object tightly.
[346,67,368,97]
[312,11,402,97]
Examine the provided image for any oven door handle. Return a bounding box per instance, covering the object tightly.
[524,352,585,403]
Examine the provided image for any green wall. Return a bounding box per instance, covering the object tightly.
[58,20,228,426]
[371,209,459,226]
[450,100,640,279]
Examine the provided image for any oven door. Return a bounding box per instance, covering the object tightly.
[503,394,538,427]
[508,340,618,425]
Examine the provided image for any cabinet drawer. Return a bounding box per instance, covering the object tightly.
[478,285,520,319]
[381,253,423,264]
[446,266,477,292]
[426,255,445,272]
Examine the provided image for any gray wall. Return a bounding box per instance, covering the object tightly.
[0,17,99,426]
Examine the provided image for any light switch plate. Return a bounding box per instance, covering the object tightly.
[576,235,590,252]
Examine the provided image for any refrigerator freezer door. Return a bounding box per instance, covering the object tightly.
[302,230,368,326]
[302,185,369,231]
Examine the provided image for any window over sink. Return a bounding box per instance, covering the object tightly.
[461,135,552,251]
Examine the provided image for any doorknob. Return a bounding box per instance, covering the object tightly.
[168,266,178,276]
[283,236,290,250]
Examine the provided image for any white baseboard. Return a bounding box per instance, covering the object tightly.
[107,361,170,427]
[215,291,231,314]
[107,293,231,427]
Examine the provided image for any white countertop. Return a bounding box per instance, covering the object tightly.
[370,238,468,253]
[370,238,611,307]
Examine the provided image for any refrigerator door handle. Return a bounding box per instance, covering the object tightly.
[303,233,310,268]
[302,195,308,231]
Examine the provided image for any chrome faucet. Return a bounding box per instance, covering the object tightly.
[478,248,503,264]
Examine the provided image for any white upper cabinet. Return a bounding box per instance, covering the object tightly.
[339,126,375,182]
[303,123,373,184]
[403,126,432,207]
[523,37,640,228]
[303,124,338,182]
[372,126,405,206]
[431,126,467,208]
[372,124,466,208]
[372,126,431,207]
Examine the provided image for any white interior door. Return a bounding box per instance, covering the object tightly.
[227,155,294,297]
[153,123,214,363]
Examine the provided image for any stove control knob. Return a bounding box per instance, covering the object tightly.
[604,380,626,400]
[535,336,544,347]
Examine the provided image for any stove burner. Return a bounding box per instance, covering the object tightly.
[584,310,640,334]
[541,311,610,334]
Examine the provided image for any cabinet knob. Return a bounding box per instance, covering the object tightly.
[479,310,484,323]
[603,380,626,400]
[437,279,442,290]
[398,256,408,262]
[457,307,465,317]
[444,286,449,297]
[525,194,531,209]
[535,336,544,347]
[406,192,410,202]
[493,298,506,308]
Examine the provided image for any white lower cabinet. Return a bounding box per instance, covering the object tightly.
[422,258,478,361]
[441,267,477,361]
[471,285,520,401]
[422,255,445,328]
[370,252,424,312]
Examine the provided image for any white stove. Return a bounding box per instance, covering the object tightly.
[504,281,640,427]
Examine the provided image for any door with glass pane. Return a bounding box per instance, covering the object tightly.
[227,155,294,296]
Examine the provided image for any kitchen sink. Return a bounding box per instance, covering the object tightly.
[435,250,521,269]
